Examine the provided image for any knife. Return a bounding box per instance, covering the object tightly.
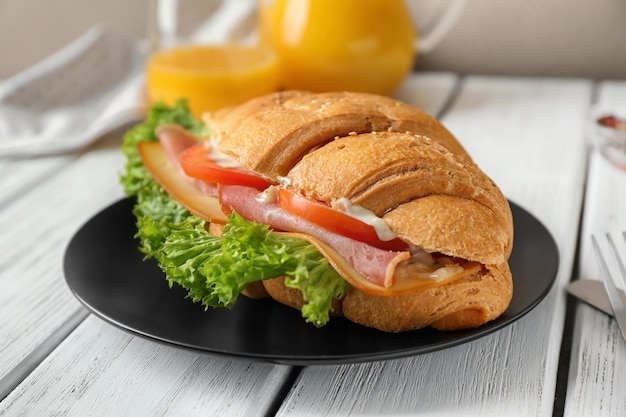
[567,280,617,317]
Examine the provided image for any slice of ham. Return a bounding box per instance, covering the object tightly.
[219,184,410,287]
[156,124,219,197]
[156,124,198,161]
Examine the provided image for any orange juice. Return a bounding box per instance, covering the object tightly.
[146,45,280,117]
[258,0,416,95]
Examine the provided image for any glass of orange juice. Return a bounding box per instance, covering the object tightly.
[145,0,280,118]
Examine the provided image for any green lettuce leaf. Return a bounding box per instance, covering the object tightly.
[121,99,209,198]
[120,100,349,327]
[161,212,349,326]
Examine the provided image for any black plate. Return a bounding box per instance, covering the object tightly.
[63,198,558,365]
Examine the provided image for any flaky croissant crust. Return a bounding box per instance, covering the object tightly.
[204,91,514,332]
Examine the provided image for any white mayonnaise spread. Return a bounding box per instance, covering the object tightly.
[277,176,293,186]
[256,185,280,204]
[331,197,397,241]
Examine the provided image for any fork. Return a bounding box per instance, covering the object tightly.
[591,232,626,342]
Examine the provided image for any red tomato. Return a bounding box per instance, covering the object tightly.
[179,144,273,190]
[277,189,407,251]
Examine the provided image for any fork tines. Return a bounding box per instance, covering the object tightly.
[591,232,626,342]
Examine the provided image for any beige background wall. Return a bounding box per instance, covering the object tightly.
[1,0,625,80]
[414,0,626,79]
[0,0,148,78]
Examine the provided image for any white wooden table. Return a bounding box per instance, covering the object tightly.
[1,72,625,416]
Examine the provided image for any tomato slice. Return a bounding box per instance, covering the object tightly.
[277,189,408,251]
[179,143,273,190]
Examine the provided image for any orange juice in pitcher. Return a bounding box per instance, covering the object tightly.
[258,0,415,95]
[257,0,466,95]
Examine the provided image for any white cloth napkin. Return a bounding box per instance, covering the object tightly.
[0,0,258,158]
[0,25,147,157]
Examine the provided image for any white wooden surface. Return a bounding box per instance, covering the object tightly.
[276,76,592,416]
[0,137,122,397]
[1,315,293,417]
[2,73,622,416]
[565,81,626,417]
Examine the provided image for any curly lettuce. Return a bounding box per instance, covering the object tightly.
[120,100,349,327]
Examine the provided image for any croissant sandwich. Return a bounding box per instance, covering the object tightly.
[120,90,514,333]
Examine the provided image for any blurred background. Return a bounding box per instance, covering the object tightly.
[1,0,625,80]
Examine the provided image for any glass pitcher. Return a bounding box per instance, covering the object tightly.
[257,0,467,95]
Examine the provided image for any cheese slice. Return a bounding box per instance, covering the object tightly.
[139,141,228,223]
[279,231,481,296]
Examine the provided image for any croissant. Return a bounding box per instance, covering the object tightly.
[200,91,514,332]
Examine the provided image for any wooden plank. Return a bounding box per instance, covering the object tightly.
[564,80,626,417]
[0,316,293,417]
[0,122,135,208]
[0,133,126,393]
[277,76,592,416]
[0,156,72,207]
